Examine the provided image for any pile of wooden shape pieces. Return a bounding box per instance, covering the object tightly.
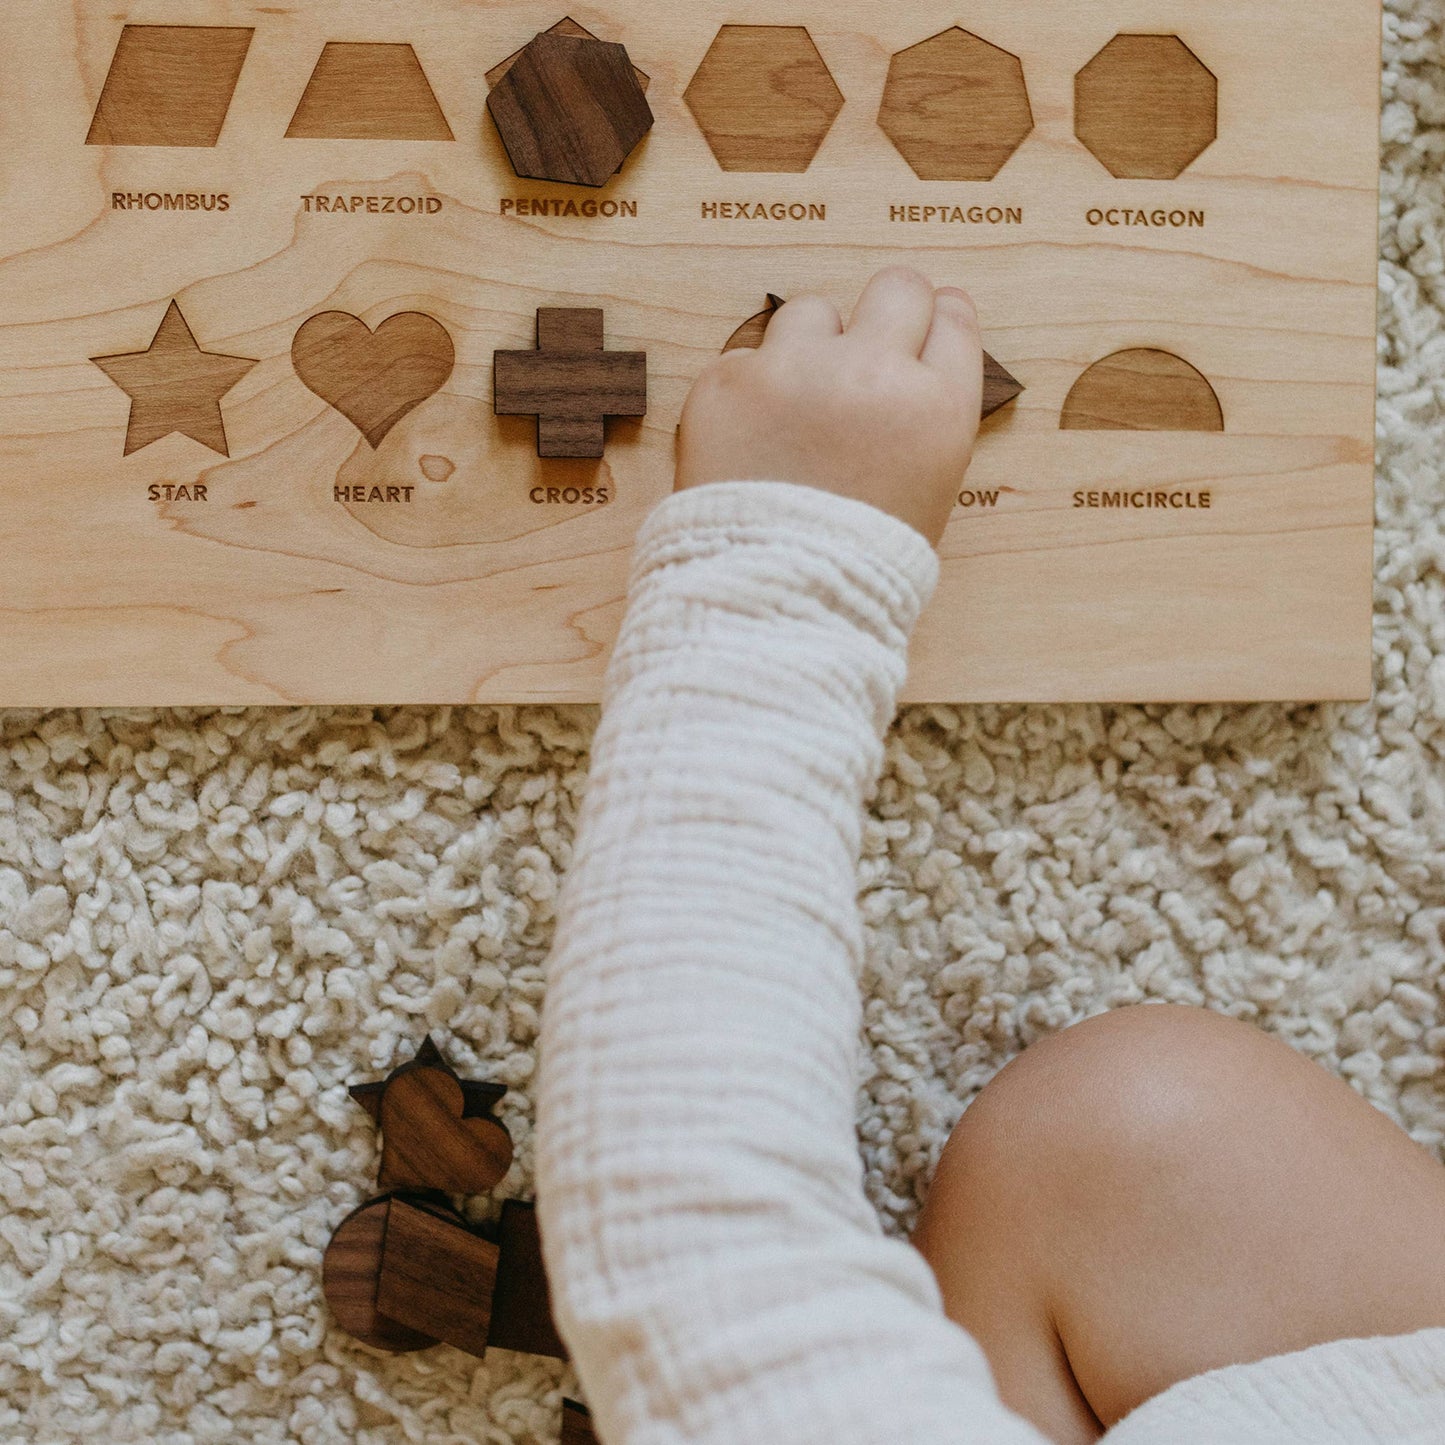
[323,1036,597,1443]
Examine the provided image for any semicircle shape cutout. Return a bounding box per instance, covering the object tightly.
[1061,349,1223,431]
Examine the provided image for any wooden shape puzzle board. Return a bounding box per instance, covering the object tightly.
[0,0,1380,705]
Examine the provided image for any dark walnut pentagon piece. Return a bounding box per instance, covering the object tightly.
[487,30,653,187]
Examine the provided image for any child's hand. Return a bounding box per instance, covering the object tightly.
[677,268,983,545]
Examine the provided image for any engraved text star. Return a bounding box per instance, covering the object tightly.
[92,300,258,457]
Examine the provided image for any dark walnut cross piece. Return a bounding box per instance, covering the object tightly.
[494,308,647,459]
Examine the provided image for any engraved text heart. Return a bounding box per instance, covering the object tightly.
[292,310,455,448]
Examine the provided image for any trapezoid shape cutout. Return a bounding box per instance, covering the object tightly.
[684,26,844,173]
[879,28,1033,181]
[287,43,454,141]
[1061,350,1224,431]
[1075,35,1217,179]
[87,25,254,147]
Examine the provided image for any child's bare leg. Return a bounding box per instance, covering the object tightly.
[912,1005,1445,1445]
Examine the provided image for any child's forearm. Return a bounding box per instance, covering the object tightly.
[537,482,1044,1445]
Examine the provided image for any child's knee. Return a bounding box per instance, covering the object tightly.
[933,1006,1283,1208]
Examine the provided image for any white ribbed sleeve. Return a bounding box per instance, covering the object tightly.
[536,481,1046,1445]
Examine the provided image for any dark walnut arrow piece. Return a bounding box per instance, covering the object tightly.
[981,351,1025,420]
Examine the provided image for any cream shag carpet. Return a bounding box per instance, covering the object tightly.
[3,7,1445,1442]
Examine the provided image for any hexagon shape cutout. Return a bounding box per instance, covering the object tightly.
[1075,35,1217,180]
[685,26,843,173]
[879,28,1033,181]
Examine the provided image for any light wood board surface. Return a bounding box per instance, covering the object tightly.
[0,0,1380,704]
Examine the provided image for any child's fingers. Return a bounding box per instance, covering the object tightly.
[763,294,843,346]
[920,288,983,395]
[847,267,937,356]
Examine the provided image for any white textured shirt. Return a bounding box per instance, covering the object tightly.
[536,481,1445,1445]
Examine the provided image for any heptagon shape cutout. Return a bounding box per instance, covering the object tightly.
[879,28,1034,181]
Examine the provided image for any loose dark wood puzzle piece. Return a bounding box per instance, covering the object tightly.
[487,1200,569,1359]
[323,1195,449,1353]
[325,1038,570,1368]
[980,353,1026,421]
[488,30,654,187]
[495,308,648,459]
[378,1065,514,1194]
[374,1197,501,1357]
[562,1400,599,1445]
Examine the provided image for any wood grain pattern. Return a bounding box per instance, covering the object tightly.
[487,1201,568,1360]
[878,28,1033,181]
[561,1401,598,1445]
[1060,350,1225,432]
[723,294,786,352]
[91,301,258,457]
[1075,35,1217,179]
[0,1,1381,705]
[980,352,1026,421]
[349,1036,509,1131]
[495,308,647,459]
[722,296,1023,418]
[487,32,653,187]
[86,25,254,147]
[292,312,455,449]
[487,19,650,93]
[322,1198,441,1353]
[378,1067,514,1195]
[684,25,845,172]
[374,1198,500,1358]
[287,43,454,141]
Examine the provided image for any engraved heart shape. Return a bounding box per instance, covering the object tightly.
[292,310,455,448]
[378,1065,514,1195]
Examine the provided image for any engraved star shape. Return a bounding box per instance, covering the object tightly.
[92,300,258,457]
